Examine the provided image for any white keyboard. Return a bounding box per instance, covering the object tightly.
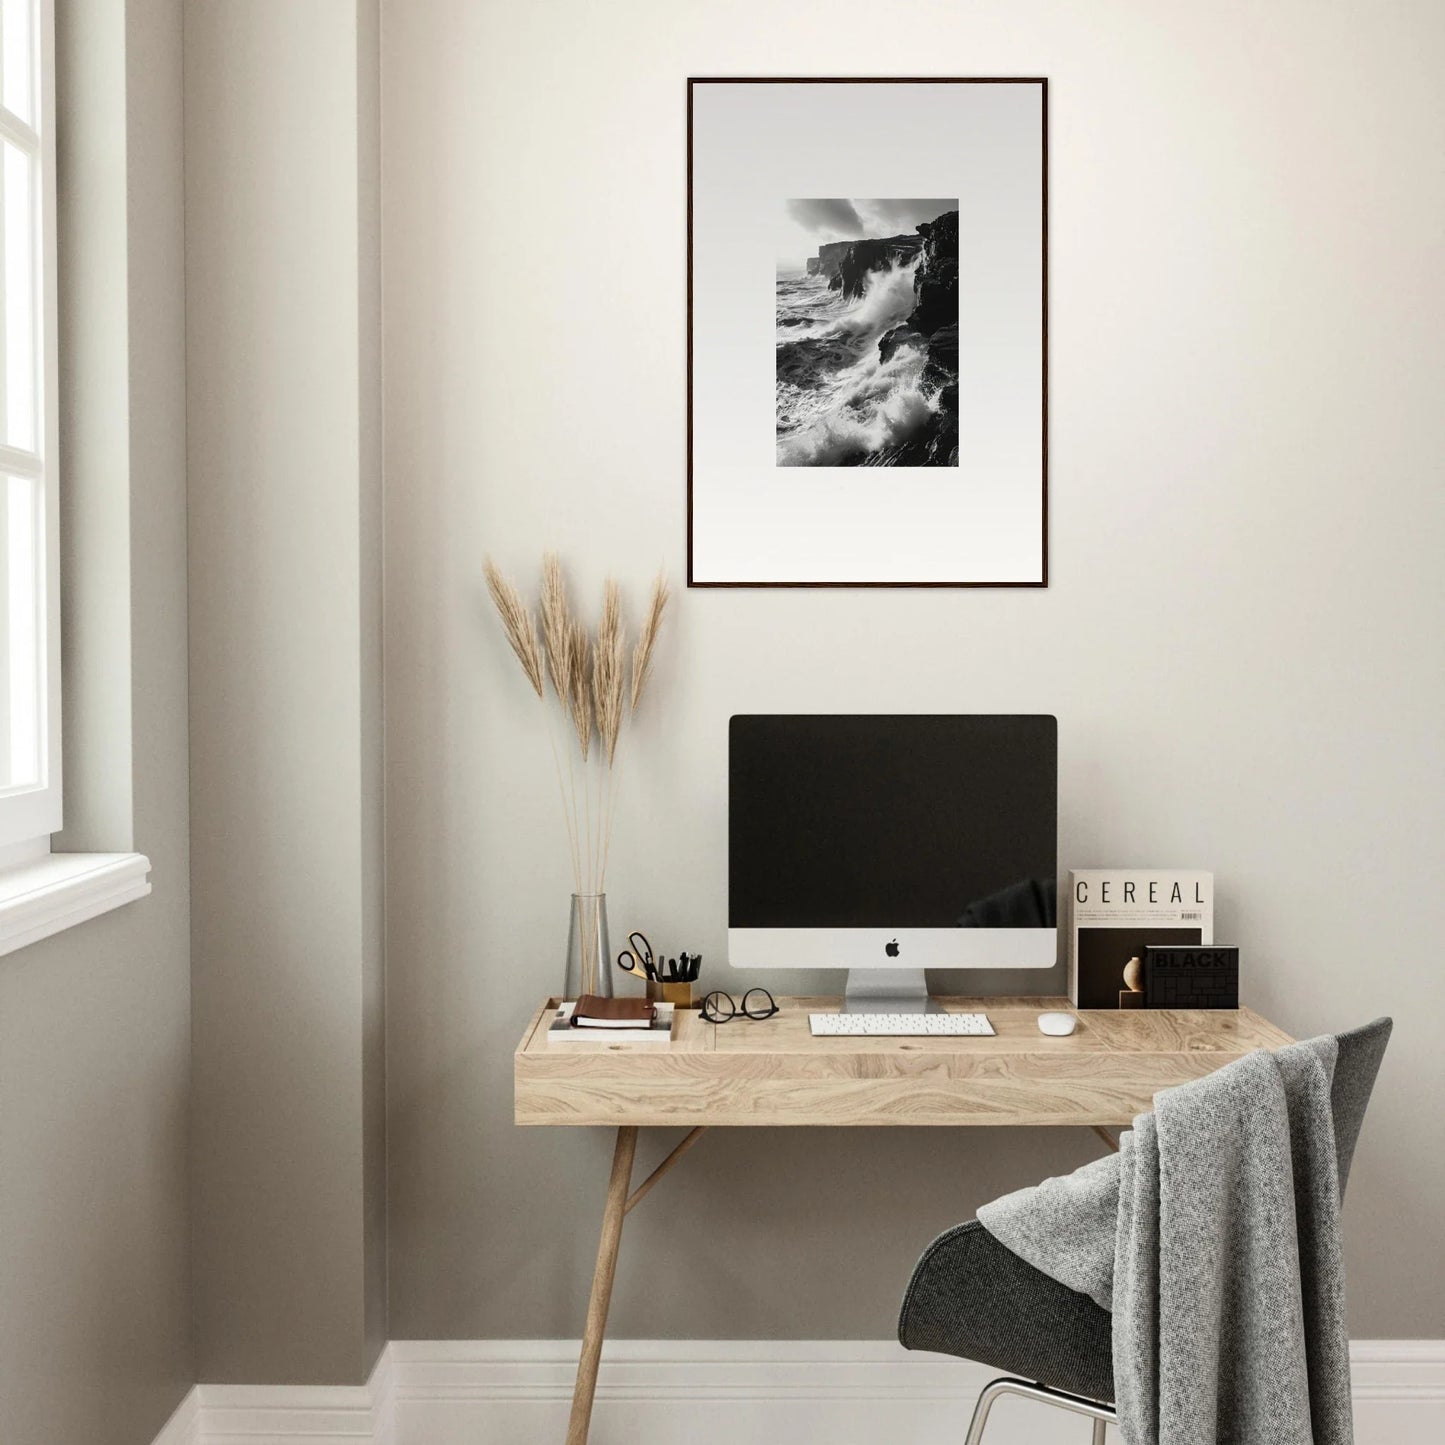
[809,1011,995,1037]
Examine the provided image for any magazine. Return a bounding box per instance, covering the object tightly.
[1068,870,1213,1009]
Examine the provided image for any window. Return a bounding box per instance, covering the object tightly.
[0,0,149,949]
[0,0,56,856]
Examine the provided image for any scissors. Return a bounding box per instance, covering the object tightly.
[616,931,657,982]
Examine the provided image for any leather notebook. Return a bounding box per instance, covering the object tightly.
[571,995,656,1029]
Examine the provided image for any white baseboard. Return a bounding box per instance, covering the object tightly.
[201,1366,390,1445]
[148,1351,391,1445]
[1349,1341,1445,1445]
[152,1339,1445,1445]
[150,1388,200,1445]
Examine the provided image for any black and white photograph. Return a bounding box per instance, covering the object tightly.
[688,79,1047,585]
[776,199,959,468]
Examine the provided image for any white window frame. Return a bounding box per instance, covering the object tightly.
[0,0,150,953]
[0,0,59,855]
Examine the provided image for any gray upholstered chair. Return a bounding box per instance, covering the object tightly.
[898,1018,1392,1444]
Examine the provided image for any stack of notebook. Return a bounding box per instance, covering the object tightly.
[546,996,676,1045]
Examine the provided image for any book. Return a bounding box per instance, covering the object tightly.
[1068,870,1213,1009]
[546,1000,676,1045]
[1144,944,1239,1009]
[571,994,656,1028]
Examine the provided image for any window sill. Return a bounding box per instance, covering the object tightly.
[0,852,152,958]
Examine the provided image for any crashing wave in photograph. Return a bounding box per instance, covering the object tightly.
[776,198,959,468]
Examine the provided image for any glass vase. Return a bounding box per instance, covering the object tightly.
[564,893,612,1001]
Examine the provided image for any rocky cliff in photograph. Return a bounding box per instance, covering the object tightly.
[777,206,959,468]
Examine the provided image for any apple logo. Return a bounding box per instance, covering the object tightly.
[885,939,900,957]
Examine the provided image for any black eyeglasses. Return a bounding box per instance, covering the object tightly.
[700,988,779,1023]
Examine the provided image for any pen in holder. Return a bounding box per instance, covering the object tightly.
[616,935,703,1008]
[649,953,702,1008]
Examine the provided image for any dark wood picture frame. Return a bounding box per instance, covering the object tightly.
[686,77,1048,589]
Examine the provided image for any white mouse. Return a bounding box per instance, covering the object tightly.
[1037,1011,1078,1037]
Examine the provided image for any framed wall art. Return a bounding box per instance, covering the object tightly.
[687,78,1047,587]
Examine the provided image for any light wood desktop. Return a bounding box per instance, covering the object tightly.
[514,995,1292,1444]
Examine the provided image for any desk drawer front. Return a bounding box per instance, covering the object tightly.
[514,1049,1253,1127]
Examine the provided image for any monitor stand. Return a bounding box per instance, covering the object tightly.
[842,968,939,1014]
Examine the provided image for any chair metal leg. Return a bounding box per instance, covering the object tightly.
[963,1377,1116,1445]
[962,1379,1010,1445]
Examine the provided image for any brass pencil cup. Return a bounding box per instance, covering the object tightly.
[647,979,693,1008]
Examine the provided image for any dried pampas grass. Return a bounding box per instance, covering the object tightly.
[630,571,670,712]
[567,618,593,761]
[593,580,626,766]
[484,560,543,699]
[540,552,574,703]
[484,554,670,893]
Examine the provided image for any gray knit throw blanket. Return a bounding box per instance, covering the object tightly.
[978,1038,1353,1445]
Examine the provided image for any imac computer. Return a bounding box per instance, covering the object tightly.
[728,715,1057,1014]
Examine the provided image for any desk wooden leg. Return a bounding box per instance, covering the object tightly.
[566,1125,638,1445]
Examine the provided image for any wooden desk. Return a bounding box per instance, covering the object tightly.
[514,995,1291,1444]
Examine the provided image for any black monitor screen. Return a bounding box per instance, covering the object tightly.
[728,715,1057,929]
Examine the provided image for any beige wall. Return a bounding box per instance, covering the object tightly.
[357,0,389,1373]
[0,3,192,1443]
[382,0,1445,1342]
[187,0,386,1386]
